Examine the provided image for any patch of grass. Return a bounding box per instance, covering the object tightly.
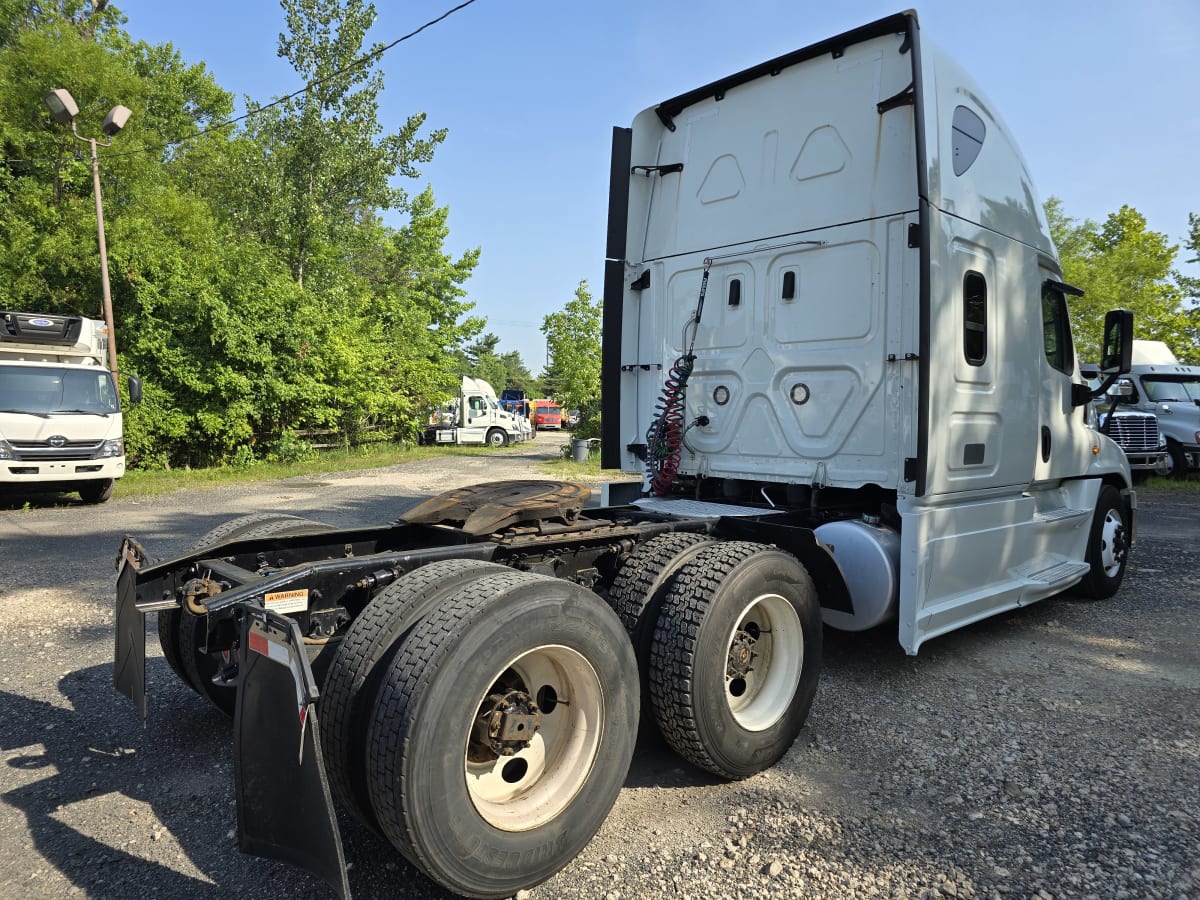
[1136,473,1200,491]
[115,442,504,500]
[537,446,641,484]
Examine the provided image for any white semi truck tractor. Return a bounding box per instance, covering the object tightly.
[1,310,140,503]
[113,12,1135,899]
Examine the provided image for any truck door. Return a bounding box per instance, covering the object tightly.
[459,394,489,442]
[1033,277,1089,483]
[924,229,1037,496]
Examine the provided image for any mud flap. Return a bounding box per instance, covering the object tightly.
[113,542,146,721]
[234,610,350,900]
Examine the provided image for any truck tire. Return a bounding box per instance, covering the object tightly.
[160,514,334,713]
[366,573,638,898]
[607,532,714,735]
[1165,440,1188,480]
[486,428,508,448]
[77,479,113,504]
[319,558,510,831]
[648,541,820,779]
[1077,485,1130,599]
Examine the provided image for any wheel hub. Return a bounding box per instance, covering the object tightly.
[472,689,541,758]
[1101,512,1127,576]
[726,630,757,680]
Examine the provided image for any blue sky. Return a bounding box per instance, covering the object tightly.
[114,0,1199,371]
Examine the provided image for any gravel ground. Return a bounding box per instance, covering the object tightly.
[1,440,1197,900]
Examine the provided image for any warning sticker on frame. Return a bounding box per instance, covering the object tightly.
[263,588,309,614]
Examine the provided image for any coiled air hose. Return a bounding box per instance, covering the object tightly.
[645,260,710,496]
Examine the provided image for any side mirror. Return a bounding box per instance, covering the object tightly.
[1106,380,1133,399]
[1100,309,1133,374]
[127,375,142,405]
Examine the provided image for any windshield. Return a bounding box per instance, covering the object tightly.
[0,365,119,414]
[1142,376,1200,403]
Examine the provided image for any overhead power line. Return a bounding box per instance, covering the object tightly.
[2,0,479,167]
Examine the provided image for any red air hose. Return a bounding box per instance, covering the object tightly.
[644,262,710,496]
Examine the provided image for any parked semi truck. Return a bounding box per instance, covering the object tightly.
[1,310,139,503]
[113,12,1136,899]
[1081,362,1168,477]
[530,398,562,430]
[1116,340,1200,478]
[420,376,528,447]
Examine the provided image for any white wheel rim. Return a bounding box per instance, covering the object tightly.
[465,645,603,831]
[722,593,803,732]
[1099,508,1126,577]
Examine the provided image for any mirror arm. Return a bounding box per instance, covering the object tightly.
[1072,372,1122,408]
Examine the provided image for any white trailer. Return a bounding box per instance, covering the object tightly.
[114,12,1135,899]
[0,310,140,503]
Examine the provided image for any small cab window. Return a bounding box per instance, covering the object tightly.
[951,106,986,176]
[963,271,986,366]
[1041,284,1074,375]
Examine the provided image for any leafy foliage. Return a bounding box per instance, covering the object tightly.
[541,280,601,419]
[458,331,541,397]
[0,0,501,467]
[1046,198,1197,364]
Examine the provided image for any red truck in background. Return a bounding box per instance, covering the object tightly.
[531,399,562,429]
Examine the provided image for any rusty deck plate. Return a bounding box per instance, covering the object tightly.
[401,480,592,535]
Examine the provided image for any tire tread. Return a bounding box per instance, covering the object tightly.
[319,558,509,828]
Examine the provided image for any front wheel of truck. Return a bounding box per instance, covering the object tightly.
[1164,440,1188,480]
[78,479,113,504]
[1077,484,1130,599]
[366,573,638,898]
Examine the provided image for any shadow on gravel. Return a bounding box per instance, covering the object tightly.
[0,665,230,896]
[0,488,85,511]
[0,661,463,898]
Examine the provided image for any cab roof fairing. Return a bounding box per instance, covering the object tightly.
[918,40,1056,260]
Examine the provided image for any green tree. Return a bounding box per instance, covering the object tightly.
[1046,198,1195,363]
[0,1,481,466]
[236,0,443,288]
[541,280,602,417]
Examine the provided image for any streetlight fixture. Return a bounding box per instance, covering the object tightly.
[43,87,131,380]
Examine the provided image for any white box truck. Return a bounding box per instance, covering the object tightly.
[0,310,139,503]
[421,375,530,447]
[113,12,1136,899]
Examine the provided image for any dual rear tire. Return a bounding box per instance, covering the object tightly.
[321,564,639,898]
[611,537,822,779]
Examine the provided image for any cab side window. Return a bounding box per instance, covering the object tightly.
[1041,285,1074,375]
[963,271,986,366]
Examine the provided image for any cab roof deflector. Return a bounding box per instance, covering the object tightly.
[654,10,918,132]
